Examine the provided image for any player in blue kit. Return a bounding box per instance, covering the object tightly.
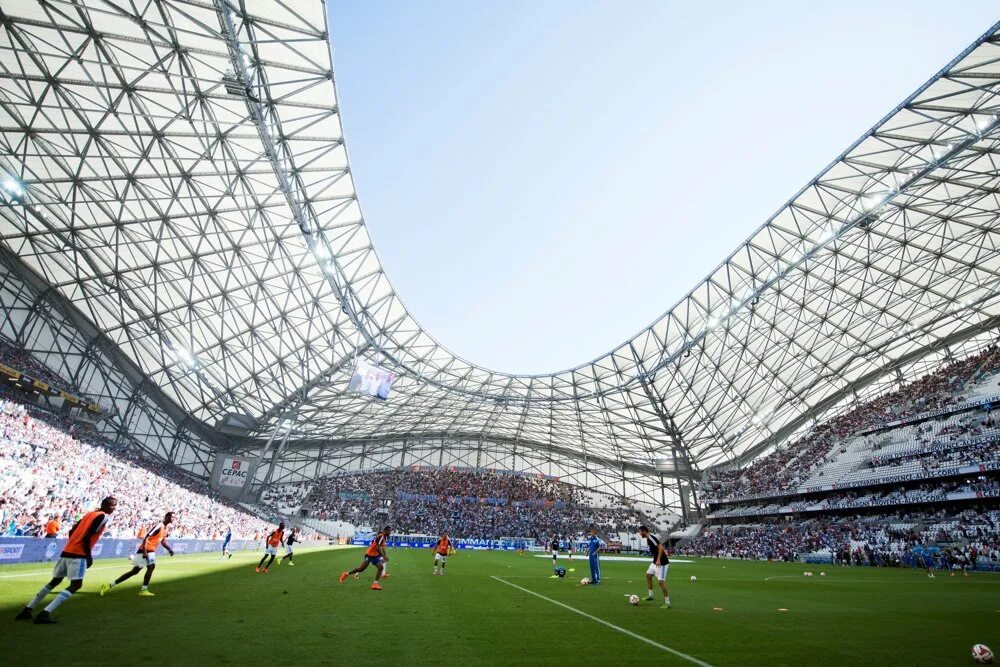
[219,525,233,560]
[586,528,604,584]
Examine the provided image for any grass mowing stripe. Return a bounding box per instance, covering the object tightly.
[490,576,715,667]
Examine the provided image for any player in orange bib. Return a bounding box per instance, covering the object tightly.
[432,533,453,575]
[256,522,285,573]
[101,512,175,597]
[339,526,390,590]
[16,497,116,624]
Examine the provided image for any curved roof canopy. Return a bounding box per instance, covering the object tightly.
[2,2,1000,472]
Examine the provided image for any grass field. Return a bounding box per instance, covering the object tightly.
[2,546,997,666]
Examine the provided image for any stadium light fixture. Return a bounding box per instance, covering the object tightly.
[2,176,24,197]
[976,114,997,132]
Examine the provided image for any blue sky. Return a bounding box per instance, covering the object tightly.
[326,1,999,374]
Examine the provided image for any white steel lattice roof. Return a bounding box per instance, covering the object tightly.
[1,2,1000,472]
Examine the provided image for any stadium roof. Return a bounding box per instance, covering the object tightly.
[2,2,1000,475]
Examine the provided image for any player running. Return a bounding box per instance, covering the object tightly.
[638,525,670,608]
[256,522,285,573]
[586,528,604,585]
[340,526,390,590]
[432,532,453,575]
[278,527,298,566]
[16,496,116,624]
[219,525,233,560]
[102,511,175,597]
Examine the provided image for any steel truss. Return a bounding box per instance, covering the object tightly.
[1,1,1000,511]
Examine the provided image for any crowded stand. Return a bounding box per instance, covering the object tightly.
[687,343,1000,570]
[702,345,1000,502]
[0,398,268,540]
[681,508,1000,570]
[0,339,106,411]
[288,468,647,542]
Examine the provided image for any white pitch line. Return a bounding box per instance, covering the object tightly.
[491,576,714,667]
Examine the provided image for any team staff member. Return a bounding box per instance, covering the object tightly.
[16,496,117,624]
[586,528,604,585]
[638,525,670,608]
[102,512,175,597]
[43,516,60,538]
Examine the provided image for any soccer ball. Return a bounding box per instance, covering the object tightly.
[820,572,826,577]
[580,577,590,585]
[629,594,640,605]
[690,575,697,582]
[972,644,994,664]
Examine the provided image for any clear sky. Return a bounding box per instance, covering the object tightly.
[325,1,999,375]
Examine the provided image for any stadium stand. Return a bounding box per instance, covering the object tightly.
[691,343,1000,569]
[0,396,269,540]
[265,468,656,543]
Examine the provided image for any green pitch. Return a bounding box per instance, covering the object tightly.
[2,547,997,666]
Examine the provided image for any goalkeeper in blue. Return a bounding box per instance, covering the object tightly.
[586,528,604,585]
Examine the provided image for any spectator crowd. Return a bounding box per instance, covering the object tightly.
[702,342,1000,502]
[0,398,268,540]
[295,468,643,541]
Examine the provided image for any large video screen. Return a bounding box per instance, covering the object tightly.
[347,360,397,400]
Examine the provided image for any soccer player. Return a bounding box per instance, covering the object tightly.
[219,525,233,560]
[278,527,298,566]
[16,496,116,624]
[256,522,285,573]
[102,511,175,597]
[548,533,560,577]
[586,528,604,585]
[638,525,670,608]
[433,532,453,575]
[339,526,390,590]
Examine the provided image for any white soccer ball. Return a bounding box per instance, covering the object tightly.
[629,594,640,606]
[580,577,590,585]
[972,644,994,664]
[690,575,697,582]
[820,572,826,577]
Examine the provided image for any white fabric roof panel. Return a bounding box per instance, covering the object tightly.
[1,2,1000,471]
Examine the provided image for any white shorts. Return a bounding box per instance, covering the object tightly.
[52,557,87,580]
[646,563,668,581]
[551,550,558,559]
[434,552,447,562]
[133,552,156,568]
[285,544,294,554]
[265,546,278,556]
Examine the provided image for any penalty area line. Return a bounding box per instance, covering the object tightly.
[490,576,714,667]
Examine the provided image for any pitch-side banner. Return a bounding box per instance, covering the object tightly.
[218,456,249,488]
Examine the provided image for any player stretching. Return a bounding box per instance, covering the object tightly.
[586,528,604,584]
[102,512,175,597]
[433,532,453,575]
[340,526,390,590]
[638,525,670,608]
[278,527,298,566]
[219,525,233,560]
[16,496,116,624]
[256,522,285,573]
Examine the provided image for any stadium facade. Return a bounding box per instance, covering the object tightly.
[1,2,1000,517]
